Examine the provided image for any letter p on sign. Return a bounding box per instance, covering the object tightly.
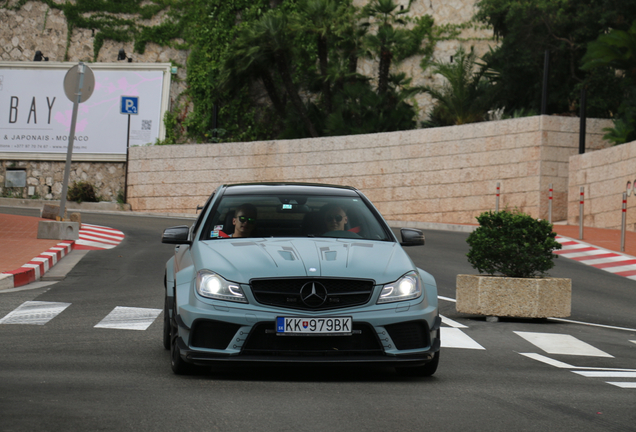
[120,96,139,115]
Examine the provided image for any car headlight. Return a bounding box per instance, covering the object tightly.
[196,270,247,303]
[377,271,422,304]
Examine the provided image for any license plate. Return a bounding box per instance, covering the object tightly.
[276,317,352,335]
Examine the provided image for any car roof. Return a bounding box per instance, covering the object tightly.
[221,182,361,197]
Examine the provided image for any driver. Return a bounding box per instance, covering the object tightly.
[321,204,348,232]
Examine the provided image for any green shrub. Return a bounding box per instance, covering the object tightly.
[67,181,99,203]
[466,210,562,278]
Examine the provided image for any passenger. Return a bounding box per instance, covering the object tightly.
[321,204,348,233]
[232,203,257,238]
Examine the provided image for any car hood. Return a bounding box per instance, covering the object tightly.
[195,238,415,285]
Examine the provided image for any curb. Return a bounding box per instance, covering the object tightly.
[0,240,75,289]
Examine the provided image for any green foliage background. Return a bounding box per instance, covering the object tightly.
[474,0,636,119]
[3,0,636,144]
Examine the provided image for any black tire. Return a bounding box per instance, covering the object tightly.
[396,350,440,377]
[169,298,201,375]
[170,333,191,375]
[162,294,171,350]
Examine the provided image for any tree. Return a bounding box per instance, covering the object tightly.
[582,21,636,144]
[474,0,636,118]
[423,46,497,126]
[216,0,438,139]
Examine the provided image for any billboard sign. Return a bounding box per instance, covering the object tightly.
[0,62,171,161]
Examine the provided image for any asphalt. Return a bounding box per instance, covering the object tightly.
[2,209,636,289]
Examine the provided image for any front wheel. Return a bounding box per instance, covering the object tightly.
[169,300,202,375]
[396,350,440,377]
[162,295,171,350]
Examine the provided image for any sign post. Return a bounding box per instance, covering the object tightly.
[59,62,95,219]
[120,96,139,203]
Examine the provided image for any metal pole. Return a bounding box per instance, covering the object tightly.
[579,87,587,154]
[123,114,131,203]
[621,192,627,252]
[541,50,550,115]
[579,187,585,240]
[59,62,85,220]
[548,183,553,223]
[496,182,500,212]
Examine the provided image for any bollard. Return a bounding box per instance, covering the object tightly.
[621,192,627,252]
[579,187,584,240]
[496,182,500,212]
[548,183,553,223]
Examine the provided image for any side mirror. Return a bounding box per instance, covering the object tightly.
[162,226,191,244]
[400,228,424,246]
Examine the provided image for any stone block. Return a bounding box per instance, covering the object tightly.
[41,204,66,220]
[456,274,571,318]
[37,221,79,240]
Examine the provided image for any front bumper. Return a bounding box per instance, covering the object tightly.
[172,299,441,367]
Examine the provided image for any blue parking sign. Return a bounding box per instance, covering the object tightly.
[120,96,139,115]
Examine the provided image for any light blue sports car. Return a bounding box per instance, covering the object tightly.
[162,183,440,376]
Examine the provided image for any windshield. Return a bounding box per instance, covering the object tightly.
[200,194,392,241]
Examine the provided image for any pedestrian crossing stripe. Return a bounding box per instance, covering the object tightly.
[514,331,614,358]
[94,306,162,331]
[520,352,636,390]
[441,327,485,350]
[0,301,71,325]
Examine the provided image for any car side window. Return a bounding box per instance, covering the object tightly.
[191,193,214,239]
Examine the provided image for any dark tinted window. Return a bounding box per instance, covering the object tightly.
[201,194,391,241]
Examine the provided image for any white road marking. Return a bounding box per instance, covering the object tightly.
[515,331,614,357]
[94,306,162,330]
[441,327,485,350]
[630,340,636,345]
[519,352,575,368]
[520,353,636,372]
[79,233,122,245]
[573,371,636,378]
[607,382,636,389]
[576,256,627,265]
[76,239,119,249]
[559,249,614,258]
[548,318,636,332]
[440,315,467,328]
[0,301,71,325]
[438,295,456,303]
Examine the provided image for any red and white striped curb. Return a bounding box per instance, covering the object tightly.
[1,240,74,289]
[554,236,636,280]
[76,223,125,250]
[0,224,125,290]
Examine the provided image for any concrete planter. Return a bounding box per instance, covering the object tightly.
[456,274,571,318]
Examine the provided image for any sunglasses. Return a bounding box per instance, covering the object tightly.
[238,216,256,224]
[325,214,343,223]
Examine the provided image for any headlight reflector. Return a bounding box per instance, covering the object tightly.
[196,270,247,303]
[378,271,422,304]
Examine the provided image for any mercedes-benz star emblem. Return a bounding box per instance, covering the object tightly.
[300,281,328,307]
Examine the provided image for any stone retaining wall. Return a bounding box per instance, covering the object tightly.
[568,140,636,230]
[0,160,124,201]
[127,116,612,224]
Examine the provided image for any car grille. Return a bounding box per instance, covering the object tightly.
[190,319,242,350]
[250,278,375,311]
[241,322,383,357]
[384,320,430,350]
